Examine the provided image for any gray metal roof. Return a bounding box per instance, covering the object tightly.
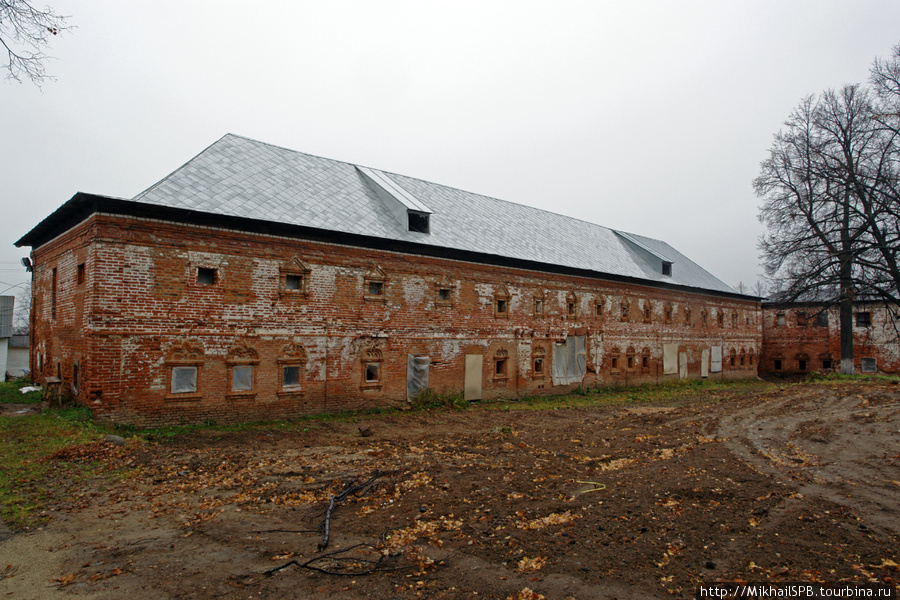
[133,134,737,295]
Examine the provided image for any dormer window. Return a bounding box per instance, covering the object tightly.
[662,262,672,276]
[408,212,430,234]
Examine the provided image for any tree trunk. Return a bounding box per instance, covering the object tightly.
[839,195,854,375]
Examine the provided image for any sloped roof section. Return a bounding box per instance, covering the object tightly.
[132,134,736,295]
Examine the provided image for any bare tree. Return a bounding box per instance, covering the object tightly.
[0,1,71,85]
[13,282,29,335]
[752,280,768,298]
[756,66,900,374]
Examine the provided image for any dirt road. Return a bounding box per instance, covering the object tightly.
[1,381,898,599]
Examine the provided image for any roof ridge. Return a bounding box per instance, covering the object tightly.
[133,134,235,201]
[224,134,626,235]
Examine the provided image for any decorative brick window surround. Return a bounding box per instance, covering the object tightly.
[435,275,453,307]
[532,345,547,379]
[494,285,510,319]
[493,348,509,381]
[278,342,307,396]
[610,346,621,372]
[361,348,383,390]
[364,266,387,303]
[165,340,204,401]
[280,256,310,300]
[226,340,259,400]
[533,288,545,317]
[566,292,577,320]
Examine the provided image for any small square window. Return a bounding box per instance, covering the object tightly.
[855,312,871,327]
[368,281,384,296]
[861,358,877,373]
[662,262,672,276]
[796,312,807,327]
[198,267,217,285]
[495,358,507,377]
[438,288,450,302]
[232,365,254,392]
[171,366,198,394]
[798,359,807,371]
[821,358,832,369]
[774,359,783,371]
[283,365,302,388]
[496,299,508,314]
[285,274,302,290]
[365,363,380,382]
[76,263,85,285]
[816,312,829,327]
[776,313,786,327]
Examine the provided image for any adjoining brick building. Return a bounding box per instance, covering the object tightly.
[760,301,900,376]
[16,134,761,426]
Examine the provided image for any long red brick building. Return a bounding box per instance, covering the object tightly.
[17,134,762,426]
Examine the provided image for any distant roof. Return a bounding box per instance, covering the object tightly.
[19,134,743,297]
[9,334,29,349]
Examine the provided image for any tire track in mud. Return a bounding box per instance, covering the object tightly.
[718,383,900,535]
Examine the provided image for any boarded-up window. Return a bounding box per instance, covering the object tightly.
[662,344,679,375]
[552,336,586,386]
[710,346,722,373]
[406,355,430,401]
[171,366,198,394]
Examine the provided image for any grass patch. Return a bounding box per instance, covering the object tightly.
[410,388,468,410]
[805,372,900,384]
[0,407,110,528]
[0,379,43,405]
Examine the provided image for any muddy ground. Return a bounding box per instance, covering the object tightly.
[1,381,899,600]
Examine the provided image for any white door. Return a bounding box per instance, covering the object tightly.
[464,354,482,401]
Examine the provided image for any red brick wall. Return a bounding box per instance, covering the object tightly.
[29,214,761,426]
[760,305,900,375]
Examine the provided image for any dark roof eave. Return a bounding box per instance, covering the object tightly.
[17,196,759,301]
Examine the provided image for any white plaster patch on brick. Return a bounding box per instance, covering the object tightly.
[474,283,494,306]
[315,265,338,297]
[591,333,603,372]
[441,339,462,361]
[186,250,226,266]
[401,276,426,306]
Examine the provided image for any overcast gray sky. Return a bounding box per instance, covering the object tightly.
[3,0,900,298]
